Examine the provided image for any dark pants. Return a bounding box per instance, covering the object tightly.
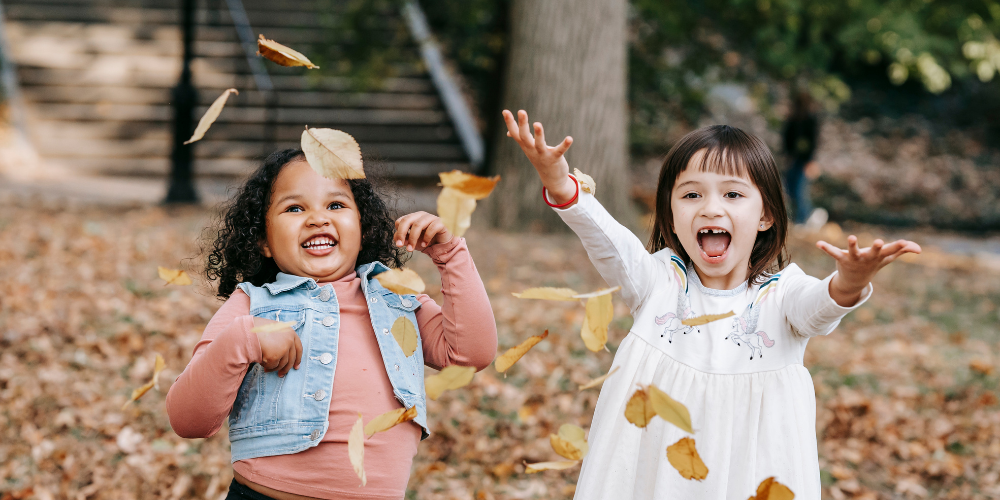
[784,160,813,224]
[226,479,279,500]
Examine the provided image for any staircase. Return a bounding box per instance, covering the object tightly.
[1,0,475,183]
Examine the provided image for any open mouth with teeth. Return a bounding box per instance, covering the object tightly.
[302,234,337,256]
[697,228,731,263]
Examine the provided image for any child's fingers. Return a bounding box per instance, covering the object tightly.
[816,240,845,260]
[847,235,860,259]
[501,110,521,142]
[867,239,884,259]
[876,239,908,258]
[517,110,534,147]
[394,213,420,247]
[293,333,303,370]
[406,216,430,251]
[421,219,445,247]
[533,122,548,155]
[553,136,574,156]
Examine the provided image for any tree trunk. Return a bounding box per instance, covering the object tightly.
[485,0,631,231]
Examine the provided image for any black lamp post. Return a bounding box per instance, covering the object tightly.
[165,0,200,203]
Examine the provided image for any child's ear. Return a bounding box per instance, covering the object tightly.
[260,239,273,258]
[758,215,774,232]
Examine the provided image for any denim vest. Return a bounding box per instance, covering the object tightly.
[228,262,428,463]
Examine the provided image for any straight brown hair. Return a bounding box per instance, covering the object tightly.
[647,125,788,286]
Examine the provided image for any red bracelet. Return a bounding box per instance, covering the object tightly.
[543,174,580,208]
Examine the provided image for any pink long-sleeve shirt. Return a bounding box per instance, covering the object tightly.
[166,237,497,499]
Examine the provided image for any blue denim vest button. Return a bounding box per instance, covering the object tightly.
[309,429,321,440]
[322,316,335,327]
[369,296,377,303]
[401,298,412,307]
[319,353,333,364]
[318,289,331,302]
[382,328,389,334]
[312,389,327,401]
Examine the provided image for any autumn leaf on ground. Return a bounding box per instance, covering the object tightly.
[301,127,365,180]
[748,477,794,500]
[391,317,418,357]
[425,365,476,400]
[122,354,165,410]
[970,359,994,376]
[364,406,417,438]
[523,460,580,473]
[158,266,192,286]
[376,268,426,295]
[579,366,620,391]
[250,321,296,334]
[625,388,656,428]
[572,286,621,299]
[349,412,366,486]
[257,34,319,68]
[436,171,500,237]
[648,384,694,434]
[550,424,589,460]
[682,311,735,326]
[666,437,708,480]
[184,88,237,145]
[495,330,549,373]
[438,170,500,200]
[582,294,614,352]
[573,168,596,195]
[511,287,580,301]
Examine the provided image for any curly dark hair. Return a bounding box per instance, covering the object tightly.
[206,148,405,299]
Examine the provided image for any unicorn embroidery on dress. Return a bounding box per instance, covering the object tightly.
[726,274,779,360]
[654,256,700,343]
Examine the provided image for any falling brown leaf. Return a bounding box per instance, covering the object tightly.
[438,170,501,200]
[748,477,795,500]
[364,406,417,438]
[157,266,192,286]
[391,317,418,357]
[257,34,319,68]
[579,366,620,391]
[122,354,165,410]
[523,460,580,473]
[511,287,580,301]
[648,384,694,434]
[495,330,549,373]
[376,268,426,295]
[970,359,994,376]
[301,127,365,180]
[184,88,237,145]
[549,424,589,460]
[250,321,296,335]
[625,388,656,428]
[666,437,708,480]
[437,187,477,238]
[573,168,596,195]
[581,294,613,352]
[425,365,476,400]
[682,311,736,326]
[349,412,366,486]
[572,286,621,299]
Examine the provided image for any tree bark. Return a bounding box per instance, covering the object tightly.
[485,0,631,230]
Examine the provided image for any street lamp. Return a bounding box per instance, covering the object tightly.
[165,0,200,203]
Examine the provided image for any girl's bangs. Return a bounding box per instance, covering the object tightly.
[693,146,753,179]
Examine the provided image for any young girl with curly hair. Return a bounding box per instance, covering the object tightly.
[166,149,497,500]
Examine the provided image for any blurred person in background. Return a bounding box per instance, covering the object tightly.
[782,92,821,225]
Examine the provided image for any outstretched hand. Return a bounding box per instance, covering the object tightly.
[817,235,921,307]
[501,109,577,205]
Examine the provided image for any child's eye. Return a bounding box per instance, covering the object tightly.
[682,193,700,199]
[286,205,303,213]
[724,192,743,199]
[328,202,344,210]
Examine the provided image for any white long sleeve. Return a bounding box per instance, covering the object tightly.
[781,269,872,338]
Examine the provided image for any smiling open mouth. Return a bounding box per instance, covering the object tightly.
[302,235,337,254]
[697,228,731,261]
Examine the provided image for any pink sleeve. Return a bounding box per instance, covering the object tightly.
[415,237,498,371]
[165,290,262,438]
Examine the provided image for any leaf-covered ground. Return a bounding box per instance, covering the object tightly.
[1,204,998,499]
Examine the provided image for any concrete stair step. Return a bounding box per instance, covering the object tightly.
[47,157,470,178]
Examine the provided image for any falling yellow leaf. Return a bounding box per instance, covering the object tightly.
[184,88,237,145]
[122,354,165,410]
[682,311,735,326]
[648,384,694,434]
[549,424,589,460]
[301,127,365,180]
[348,412,366,486]
[579,366,620,391]
[158,266,192,286]
[438,170,501,200]
[666,437,709,480]
[250,321,296,334]
[523,460,580,473]
[437,187,477,237]
[581,294,613,352]
[391,317,418,357]
[495,330,549,373]
[624,388,656,428]
[364,406,417,438]
[376,268,426,295]
[748,477,795,500]
[573,168,596,195]
[511,287,580,301]
[257,34,319,68]
[572,286,621,299]
[425,365,476,400]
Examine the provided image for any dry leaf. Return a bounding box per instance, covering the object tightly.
[523,460,580,473]
[301,127,365,180]
[549,424,589,460]
[425,365,476,400]
[495,330,549,373]
[376,268,426,295]
[391,317,418,357]
[581,294,613,352]
[437,187,477,237]
[648,384,694,434]
[157,266,191,286]
[250,321,296,334]
[574,168,596,195]
[572,286,621,299]
[257,34,319,68]
[349,412,366,486]
[184,88,237,145]
[682,311,735,326]
[624,388,656,428]
[438,170,501,200]
[748,477,795,500]
[364,406,417,438]
[970,359,994,376]
[511,287,580,301]
[579,366,620,391]
[666,437,709,480]
[122,354,165,410]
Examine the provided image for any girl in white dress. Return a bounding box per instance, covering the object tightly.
[501,110,922,499]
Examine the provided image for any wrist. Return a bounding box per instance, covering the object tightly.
[545,176,578,205]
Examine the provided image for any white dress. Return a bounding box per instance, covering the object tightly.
[555,193,870,500]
